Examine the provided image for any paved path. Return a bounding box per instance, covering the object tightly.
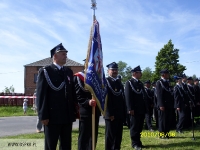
[0,116,105,137]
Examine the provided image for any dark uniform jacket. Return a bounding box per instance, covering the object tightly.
[194,85,200,104]
[105,76,126,120]
[125,78,147,114]
[36,64,77,124]
[174,84,186,109]
[181,82,190,106]
[186,84,196,107]
[156,79,174,109]
[152,87,157,108]
[73,75,101,117]
[144,87,154,108]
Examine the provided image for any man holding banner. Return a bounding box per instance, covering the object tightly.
[74,69,101,150]
[84,18,108,150]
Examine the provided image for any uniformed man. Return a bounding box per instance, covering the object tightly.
[156,69,173,139]
[169,83,176,130]
[186,77,196,127]
[194,78,200,125]
[151,81,158,129]
[36,43,77,150]
[105,62,126,150]
[73,65,101,150]
[125,65,147,150]
[181,74,191,128]
[144,80,154,131]
[174,75,186,133]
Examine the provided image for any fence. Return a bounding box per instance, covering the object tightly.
[0,93,35,106]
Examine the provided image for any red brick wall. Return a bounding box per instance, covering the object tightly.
[24,66,84,95]
[24,66,38,95]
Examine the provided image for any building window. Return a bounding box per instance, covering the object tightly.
[34,74,38,83]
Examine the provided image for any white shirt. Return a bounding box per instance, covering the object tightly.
[109,76,118,81]
[53,62,63,70]
[132,77,138,82]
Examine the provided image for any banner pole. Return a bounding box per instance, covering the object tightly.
[92,98,96,150]
[90,1,97,149]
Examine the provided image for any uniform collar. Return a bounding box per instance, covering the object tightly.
[187,83,193,87]
[161,77,169,82]
[176,83,182,87]
[108,76,118,81]
[132,77,138,82]
[53,62,63,70]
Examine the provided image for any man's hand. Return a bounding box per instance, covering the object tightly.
[41,119,49,126]
[177,108,180,111]
[89,99,96,107]
[109,116,114,121]
[160,107,165,111]
[129,110,134,116]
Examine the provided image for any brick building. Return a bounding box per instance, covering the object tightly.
[24,57,84,95]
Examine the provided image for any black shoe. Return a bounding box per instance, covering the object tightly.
[159,136,168,139]
[134,145,142,150]
[149,128,154,132]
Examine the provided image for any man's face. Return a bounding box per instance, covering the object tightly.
[187,80,194,85]
[178,79,182,84]
[133,71,142,79]
[145,83,151,88]
[54,51,67,65]
[108,69,118,78]
[163,73,170,79]
[194,81,199,85]
[182,77,187,82]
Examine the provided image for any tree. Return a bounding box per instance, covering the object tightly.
[141,67,153,83]
[152,40,186,82]
[117,61,132,84]
[2,85,15,93]
[192,74,197,80]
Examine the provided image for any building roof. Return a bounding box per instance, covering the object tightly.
[25,57,83,67]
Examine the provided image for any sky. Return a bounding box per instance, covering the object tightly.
[0,0,200,93]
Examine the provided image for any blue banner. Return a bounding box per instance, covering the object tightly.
[85,20,107,115]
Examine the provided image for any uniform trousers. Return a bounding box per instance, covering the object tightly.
[158,109,171,136]
[145,107,153,130]
[129,114,145,147]
[153,108,158,128]
[176,109,185,131]
[184,106,192,128]
[78,116,100,150]
[105,119,123,150]
[44,123,72,150]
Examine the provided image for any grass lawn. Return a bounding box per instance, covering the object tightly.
[0,106,37,117]
[1,125,200,150]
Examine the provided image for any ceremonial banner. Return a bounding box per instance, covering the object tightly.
[85,20,107,115]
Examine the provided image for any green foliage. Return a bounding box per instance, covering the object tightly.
[141,67,153,83]
[2,85,15,93]
[192,74,197,80]
[152,39,186,82]
[117,61,132,84]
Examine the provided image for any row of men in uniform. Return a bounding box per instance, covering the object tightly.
[36,43,199,150]
[138,73,200,134]
[36,43,127,150]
